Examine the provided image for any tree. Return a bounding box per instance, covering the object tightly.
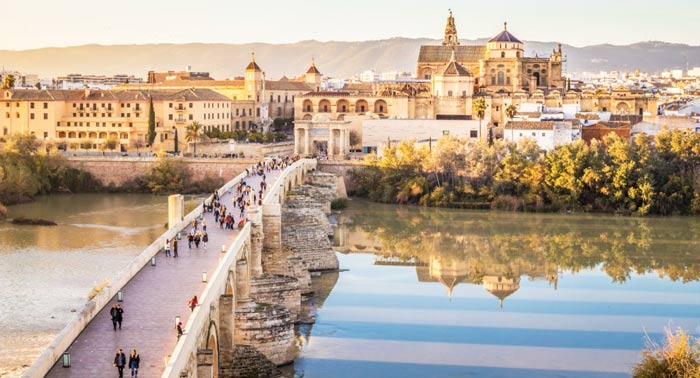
[35,82,42,90]
[104,137,119,151]
[472,97,487,140]
[147,97,156,147]
[79,139,94,151]
[349,130,361,148]
[505,104,518,141]
[184,121,203,156]
[2,74,15,89]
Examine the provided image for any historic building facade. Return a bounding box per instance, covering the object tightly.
[121,54,321,130]
[1,88,232,151]
[293,11,657,140]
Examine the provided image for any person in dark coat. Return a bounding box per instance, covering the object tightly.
[173,239,178,258]
[128,349,140,378]
[176,322,184,340]
[110,304,118,331]
[114,348,126,378]
[114,304,123,330]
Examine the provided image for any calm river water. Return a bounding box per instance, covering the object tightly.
[3,196,700,377]
[0,194,201,377]
[291,200,700,378]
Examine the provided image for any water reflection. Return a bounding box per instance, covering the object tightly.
[333,200,700,305]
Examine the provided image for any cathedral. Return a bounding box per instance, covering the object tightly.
[417,11,565,93]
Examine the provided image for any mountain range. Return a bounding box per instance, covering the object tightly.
[1,38,699,81]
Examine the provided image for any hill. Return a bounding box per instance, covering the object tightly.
[1,38,699,80]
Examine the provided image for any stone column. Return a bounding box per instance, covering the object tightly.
[218,294,235,356]
[304,127,311,156]
[293,128,301,155]
[262,203,282,256]
[235,259,250,301]
[168,194,184,229]
[339,129,347,156]
[327,128,335,159]
[248,207,264,277]
[196,350,214,378]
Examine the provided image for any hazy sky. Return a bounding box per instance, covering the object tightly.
[6,0,700,50]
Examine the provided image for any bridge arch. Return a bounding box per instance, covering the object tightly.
[225,270,235,296]
[204,320,220,378]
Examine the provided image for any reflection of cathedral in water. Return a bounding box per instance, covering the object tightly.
[333,223,559,308]
[417,254,558,308]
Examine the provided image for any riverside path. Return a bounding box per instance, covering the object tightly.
[45,167,279,378]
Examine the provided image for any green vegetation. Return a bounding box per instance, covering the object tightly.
[633,328,700,378]
[2,74,15,89]
[203,129,287,144]
[143,155,224,195]
[331,198,349,210]
[351,128,700,216]
[185,121,203,156]
[0,135,102,205]
[147,97,156,146]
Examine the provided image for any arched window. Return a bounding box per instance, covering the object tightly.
[501,52,506,58]
[498,72,505,85]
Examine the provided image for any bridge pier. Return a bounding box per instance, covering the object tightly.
[235,259,251,301]
[196,349,214,378]
[218,294,235,357]
[249,207,265,277]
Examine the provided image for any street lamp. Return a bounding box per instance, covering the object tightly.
[151,256,156,266]
[175,316,181,326]
[117,290,124,302]
[202,272,207,282]
[62,352,70,368]
[221,244,226,253]
[172,126,178,155]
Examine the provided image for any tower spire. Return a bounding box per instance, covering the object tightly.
[504,22,508,31]
[442,9,460,46]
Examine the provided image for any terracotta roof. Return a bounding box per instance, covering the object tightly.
[417,45,485,63]
[489,23,522,44]
[265,80,313,91]
[505,121,557,130]
[595,121,631,129]
[2,88,230,102]
[306,64,321,74]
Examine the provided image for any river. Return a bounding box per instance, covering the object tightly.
[0,194,201,378]
[291,199,700,378]
[3,196,700,377]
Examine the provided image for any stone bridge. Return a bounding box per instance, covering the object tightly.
[31,158,345,378]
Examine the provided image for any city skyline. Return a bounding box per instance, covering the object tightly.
[5,0,700,51]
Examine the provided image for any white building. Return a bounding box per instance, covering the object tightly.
[359,70,379,83]
[504,121,581,151]
[362,119,482,156]
[688,67,700,78]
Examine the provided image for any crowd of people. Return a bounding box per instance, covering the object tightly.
[106,155,302,377]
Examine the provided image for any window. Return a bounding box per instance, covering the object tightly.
[491,77,496,85]
[44,132,48,138]
[30,113,35,120]
[256,108,261,117]
[542,132,546,137]
[506,77,511,85]
[189,103,193,108]
[169,114,173,120]
[30,103,35,109]
[43,113,48,120]
[127,103,131,108]
[532,132,536,137]
[189,114,193,120]
[498,72,505,85]
[501,52,506,58]
[470,130,478,138]
[448,90,453,97]
[169,103,173,108]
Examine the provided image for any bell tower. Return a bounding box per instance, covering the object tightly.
[442,9,460,46]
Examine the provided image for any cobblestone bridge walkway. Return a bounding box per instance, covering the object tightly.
[46,168,279,378]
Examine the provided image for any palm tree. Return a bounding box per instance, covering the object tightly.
[505,104,518,142]
[2,74,15,89]
[185,121,203,157]
[472,97,487,140]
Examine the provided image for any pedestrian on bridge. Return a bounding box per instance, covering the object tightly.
[176,322,184,340]
[173,239,178,258]
[113,348,126,378]
[164,238,171,257]
[202,231,209,249]
[188,295,199,312]
[128,349,140,378]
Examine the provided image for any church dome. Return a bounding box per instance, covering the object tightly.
[489,22,522,44]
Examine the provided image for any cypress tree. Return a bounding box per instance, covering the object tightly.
[147,97,156,146]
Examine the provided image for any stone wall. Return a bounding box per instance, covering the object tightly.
[317,160,367,194]
[250,274,301,322]
[282,182,339,271]
[234,301,295,366]
[66,157,260,187]
[195,141,294,158]
[219,345,282,378]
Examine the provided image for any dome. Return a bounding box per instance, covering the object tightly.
[311,113,332,123]
[489,22,522,44]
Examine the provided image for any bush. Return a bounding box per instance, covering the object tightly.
[331,198,348,210]
[491,195,525,211]
[145,157,191,195]
[633,328,700,378]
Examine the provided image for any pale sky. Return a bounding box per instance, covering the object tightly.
[6,0,700,50]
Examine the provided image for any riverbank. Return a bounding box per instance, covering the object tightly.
[349,129,700,216]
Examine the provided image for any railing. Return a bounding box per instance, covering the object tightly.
[161,158,316,378]
[161,224,251,378]
[24,162,263,378]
